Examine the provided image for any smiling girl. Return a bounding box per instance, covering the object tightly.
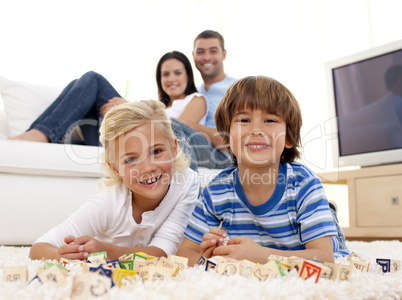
[29,100,199,261]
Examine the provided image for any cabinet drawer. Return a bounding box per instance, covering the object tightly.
[356,175,402,227]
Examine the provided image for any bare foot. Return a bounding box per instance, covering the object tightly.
[8,129,50,143]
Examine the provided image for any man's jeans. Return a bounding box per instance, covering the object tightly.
[29,71,120,146]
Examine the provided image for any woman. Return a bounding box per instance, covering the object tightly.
[9,51,207,170]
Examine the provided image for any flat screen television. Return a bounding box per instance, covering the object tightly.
[325,40,402,168]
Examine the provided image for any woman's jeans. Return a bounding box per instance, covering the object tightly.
[29,71,120,146]
[28,71,202,171]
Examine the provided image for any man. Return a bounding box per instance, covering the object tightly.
[171,30,238,169]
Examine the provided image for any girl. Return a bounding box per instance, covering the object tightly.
[9,51,207,149]
[29,100,199,261]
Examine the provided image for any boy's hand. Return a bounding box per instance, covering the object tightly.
[200,228,227,258]
[212,237,267,263]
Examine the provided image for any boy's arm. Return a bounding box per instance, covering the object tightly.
[214,235,334,263]
[176,237,202,267]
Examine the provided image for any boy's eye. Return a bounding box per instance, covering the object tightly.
[265,119,277,123]
[237,118,250,123]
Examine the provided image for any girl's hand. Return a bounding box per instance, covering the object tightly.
[57,235,89,261]
[58,235,106,261]
[200,228,227,258]
[212,236,267,263]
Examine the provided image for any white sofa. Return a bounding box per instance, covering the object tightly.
[0,76,220,245]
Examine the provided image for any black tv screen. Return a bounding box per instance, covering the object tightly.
[332,48,402,158]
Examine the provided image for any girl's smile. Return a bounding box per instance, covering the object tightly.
[110,122,177,209]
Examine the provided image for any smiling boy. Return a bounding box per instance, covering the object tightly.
[176,76,349,266]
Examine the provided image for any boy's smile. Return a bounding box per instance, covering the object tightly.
[230,109,292,169]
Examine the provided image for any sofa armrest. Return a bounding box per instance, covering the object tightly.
[0,109,7,137]
[0,140,103,177]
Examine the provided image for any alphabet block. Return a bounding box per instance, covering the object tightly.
[37,265,67,286]
[216,262,240,276]
[391,260,401,273]
[155,257,180,276]
[87,251,108,265]
[376,258,391,273]
[71,272,111,300]
[168,255,189,270]
[249,263,270,282]
[113,269,138,287]
[3,266,29,282]
[299,260,322,283]
[239,259,256,276]
[349,257,369,272]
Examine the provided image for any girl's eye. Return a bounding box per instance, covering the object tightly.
[124,157,137,164]
[162,73,169,77]
[152,148,163,156]
[175,71,182,76]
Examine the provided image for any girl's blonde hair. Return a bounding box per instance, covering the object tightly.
[99,100,189,187]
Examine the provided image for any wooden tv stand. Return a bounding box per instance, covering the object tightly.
[318,163,402,240]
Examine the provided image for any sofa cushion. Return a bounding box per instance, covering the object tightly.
[0,76,62,137]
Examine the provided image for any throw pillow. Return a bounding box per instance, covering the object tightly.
[0,76,63,136]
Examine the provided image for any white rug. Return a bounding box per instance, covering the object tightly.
[1,240,402,300]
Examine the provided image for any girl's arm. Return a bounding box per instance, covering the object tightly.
[29,238,167,261]
[66,236,167,260]
[176,95,207,125]
[146,171,200,257]
[213,235,335,263]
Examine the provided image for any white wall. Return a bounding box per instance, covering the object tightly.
[1,0,401,172]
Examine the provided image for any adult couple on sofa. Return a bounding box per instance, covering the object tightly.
[9,30,237,173]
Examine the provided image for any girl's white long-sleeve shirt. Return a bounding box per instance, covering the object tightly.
[34,168,199,256]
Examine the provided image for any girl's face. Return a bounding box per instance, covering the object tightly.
[110,122,177,207]
[229,108,292,170]
[160,58,188,101]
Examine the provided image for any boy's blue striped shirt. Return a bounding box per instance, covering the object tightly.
[184,162,348,257]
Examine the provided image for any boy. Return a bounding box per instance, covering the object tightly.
[176,76,349,266]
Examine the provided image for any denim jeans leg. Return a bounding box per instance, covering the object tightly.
[329,206,348,250]
[171,120,198,172]
[170,119,231,169]
[29,71,121,143]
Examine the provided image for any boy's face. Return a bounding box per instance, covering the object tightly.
[109,122,177,206]
[229,108,292,169]
[193,38,226,79]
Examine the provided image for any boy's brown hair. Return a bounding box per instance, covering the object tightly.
[214,76,302,164]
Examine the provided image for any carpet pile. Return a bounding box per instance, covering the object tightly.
[1,240,402,299]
